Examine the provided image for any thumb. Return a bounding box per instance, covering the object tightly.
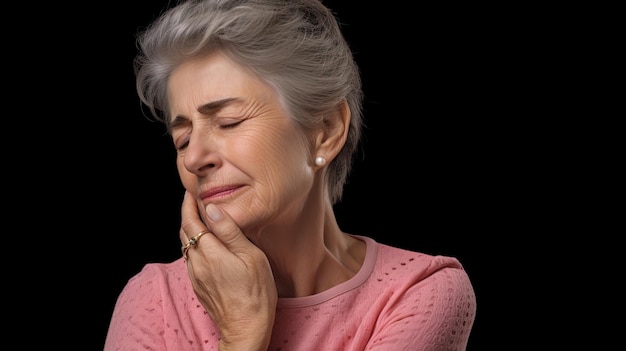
[205,203,253,252]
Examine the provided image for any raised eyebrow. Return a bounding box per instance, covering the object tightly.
[167,97,241,134]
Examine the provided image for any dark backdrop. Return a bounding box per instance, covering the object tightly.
[32,1,522,349]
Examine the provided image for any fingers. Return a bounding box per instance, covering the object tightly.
[203,203,255,254]
[180,191,254,259]
[180,191,205,237]
[179,191,216,260]
[182,230,211,260]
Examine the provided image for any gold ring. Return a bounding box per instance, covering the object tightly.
[182,230,210,260]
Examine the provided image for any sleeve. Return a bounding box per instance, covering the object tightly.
[367,261,477,351]
[104,265,167,351]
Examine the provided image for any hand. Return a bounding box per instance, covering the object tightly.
[179,191,277,351]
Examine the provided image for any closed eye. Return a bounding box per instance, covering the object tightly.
[174,132,190,150]
[220,120,243,128]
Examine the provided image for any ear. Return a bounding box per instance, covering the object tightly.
[314,99,350,164]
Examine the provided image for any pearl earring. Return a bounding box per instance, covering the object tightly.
[315,156,326,166]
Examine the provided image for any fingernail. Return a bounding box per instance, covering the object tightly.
[206,203,222,221]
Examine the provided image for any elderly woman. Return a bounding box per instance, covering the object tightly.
[104,1,476,350]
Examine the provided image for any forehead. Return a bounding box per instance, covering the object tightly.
[167,52,277,118]
[169,52,264,98]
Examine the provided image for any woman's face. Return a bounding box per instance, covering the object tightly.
[167,52,317,234]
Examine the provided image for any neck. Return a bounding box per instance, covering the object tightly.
[254,205,365,298]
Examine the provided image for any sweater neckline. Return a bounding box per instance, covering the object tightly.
[276,235,377,308]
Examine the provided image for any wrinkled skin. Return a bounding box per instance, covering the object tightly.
[169,51,364,350]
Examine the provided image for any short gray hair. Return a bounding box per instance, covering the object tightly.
[134,0,364,204]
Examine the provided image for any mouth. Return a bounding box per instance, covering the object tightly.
[199,185,244,202]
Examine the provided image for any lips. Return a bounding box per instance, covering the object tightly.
[199,185,243,201]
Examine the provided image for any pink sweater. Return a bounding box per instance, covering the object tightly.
[105,236,476,350]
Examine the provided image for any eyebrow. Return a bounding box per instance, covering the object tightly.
[167,97,240,134]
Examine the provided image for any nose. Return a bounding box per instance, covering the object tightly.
[182,130,221,175]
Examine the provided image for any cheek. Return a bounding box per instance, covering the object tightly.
[176,156,196,190]
[247,128,314,197]
[247,125,310,173]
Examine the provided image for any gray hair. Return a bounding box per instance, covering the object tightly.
[134,0,363,204]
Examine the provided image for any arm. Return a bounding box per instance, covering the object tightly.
[367,265,476,351]
[104,267,167,351]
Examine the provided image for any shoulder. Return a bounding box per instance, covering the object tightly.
[118,258,189,299]
[377,241,467,277]
[356,235,468,280]
[360,237,477,349]
[358,235,475,307]
[106,259,208,349]
[107,259,193,334]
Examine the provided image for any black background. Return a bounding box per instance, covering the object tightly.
[22,1,538,349]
